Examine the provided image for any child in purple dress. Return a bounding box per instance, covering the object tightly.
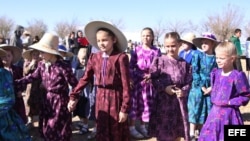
[16,33,78,141]
[148,32,192,141]
[198,42,250,141]
[129,27,161,139]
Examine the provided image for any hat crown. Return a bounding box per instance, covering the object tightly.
[202,32,217,41]
[39,33,59,51]
[182,33,196,43]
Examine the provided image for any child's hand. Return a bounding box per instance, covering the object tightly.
[201,87,207,93]
[165,85,176,95]
[67,99,78,112]
[118,112,128,123]
[203,87,212,95]
[173,87,184,98]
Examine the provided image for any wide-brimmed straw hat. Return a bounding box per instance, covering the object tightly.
[180,32,197,49]
[22,49,40,60]
[58,45,74,57]
[193,32,218,48]
[84,21,127,53]
[29,33,62,57]
[0,44,22,63]
[0,48,7,57]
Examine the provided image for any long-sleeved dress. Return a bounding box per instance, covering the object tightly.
[16,60,78,141]
[0,68,31,141]
[198,69,250,141]
[70,51,130,141]
[129,45,161,122]
[148,56,192,141]
[188,51,217,124]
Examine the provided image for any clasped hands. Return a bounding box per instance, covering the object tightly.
[165,85,184,97]
[201,87,212,95]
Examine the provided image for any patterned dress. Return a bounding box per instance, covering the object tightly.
[16,60,78,141]
[148,56,192,141]
[198,69,250,141]
[188,51,217,124]
[11,65,27,124]
[129,45,161,122]
[0,68,31,141]
[70,51,130,141]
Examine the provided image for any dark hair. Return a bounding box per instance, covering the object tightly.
[141,27,155,46]
[234,28,241,34]
[246,37,250,41]
[96,27,119,51]
[164,32,181,42]
[0,58,3,68]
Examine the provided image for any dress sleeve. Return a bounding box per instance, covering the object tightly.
[69,53,94,100]
[181,63,193,97]
[150,57,168,93]
[229,72,250,107]
[118,54,130,113]
[129,48,144,81]
[15,63,42,91]
[62,63,78,88]
[191,52,201,86]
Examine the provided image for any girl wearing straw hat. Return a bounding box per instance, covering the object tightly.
[68,21,130,141]
[16,33,78,141]
[0,44,27,124]
[0,48,31,141]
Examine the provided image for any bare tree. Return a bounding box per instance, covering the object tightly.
[203,4,244,41]
[54,18,79,39]
[244,22,250,38]
[165,20,190,36]
[0,15,15,38]
[26,19,48,38]
[153,19,166,43]
[88,17,125,30]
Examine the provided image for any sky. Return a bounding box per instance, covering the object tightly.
[0,0,249,42]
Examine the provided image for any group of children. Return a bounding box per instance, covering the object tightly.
[0,20,250,141]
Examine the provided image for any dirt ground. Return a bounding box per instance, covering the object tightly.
[28,59,250,141]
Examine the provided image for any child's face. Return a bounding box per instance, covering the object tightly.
[1,50,13,66]
[78,53,87,66]
[141,29,153,46]
[181,42,192,51]
[215,51,234,70]
[31,51,40,61]
[164,37,180,58]
[39,51,53,63]
[201,39,214,53]
[96,30,116,53]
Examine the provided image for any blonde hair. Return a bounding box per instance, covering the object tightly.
[215,42,237,56]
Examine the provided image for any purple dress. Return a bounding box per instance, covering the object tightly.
[199,69,250,141]
[148,56,192,141]
[129,45,161,122]
[16,60,78,141]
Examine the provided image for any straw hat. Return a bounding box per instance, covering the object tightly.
[84,21,127,53]
[58,45,74,57]
[22,49,39,60]
[0,44,22,63]
[29,33,62,57]
[180,32,197,50]
[193,32,218,48]
[0,48,7,57]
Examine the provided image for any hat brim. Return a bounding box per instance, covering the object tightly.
[59,50,74,57]
[0,48,7,57]
[193,37,218,49]
[29,43,62,57]
[180,40,197,50]
[84,21,127,53]
[0,44,22,64]
[22,49,39,60]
